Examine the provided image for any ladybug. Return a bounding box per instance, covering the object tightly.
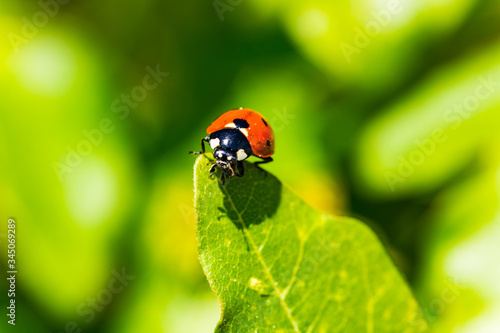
[190,108,274,183]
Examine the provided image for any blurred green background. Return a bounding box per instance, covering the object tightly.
[1,0,500,332]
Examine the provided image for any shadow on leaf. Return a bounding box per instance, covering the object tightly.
[217,161,282,230]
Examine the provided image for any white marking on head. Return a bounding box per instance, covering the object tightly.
[239,128,248,137]
[236,149,248,161]
[217,151,223,158]
[225,123,236,129]
[209,138,220,149]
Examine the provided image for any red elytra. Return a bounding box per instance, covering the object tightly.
[206,108,275,158]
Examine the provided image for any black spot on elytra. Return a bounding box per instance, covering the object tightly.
[233,118,250,128]
[266,140,271,148]
[261,117,268,127]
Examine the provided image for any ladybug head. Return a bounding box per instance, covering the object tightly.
[213,147,237,171]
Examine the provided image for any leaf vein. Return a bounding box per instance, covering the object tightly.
[221,181,302,333]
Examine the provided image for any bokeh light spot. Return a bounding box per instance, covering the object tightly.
[297,8,330,39]
[7,36,75,97]
[64,157,117,229]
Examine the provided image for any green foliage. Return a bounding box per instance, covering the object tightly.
[3,0,500,331]
[194,155,428,332]
[355,42,500,198]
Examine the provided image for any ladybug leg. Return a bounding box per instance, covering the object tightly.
[253,157,273,172]
[234,161,244,177]
[220,170,228,185]
[189,136,210,155]
[227,163,236,177]
[220,167,237,185]
[209,163,217,178]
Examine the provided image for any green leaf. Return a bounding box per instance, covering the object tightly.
[194,154,428,332]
